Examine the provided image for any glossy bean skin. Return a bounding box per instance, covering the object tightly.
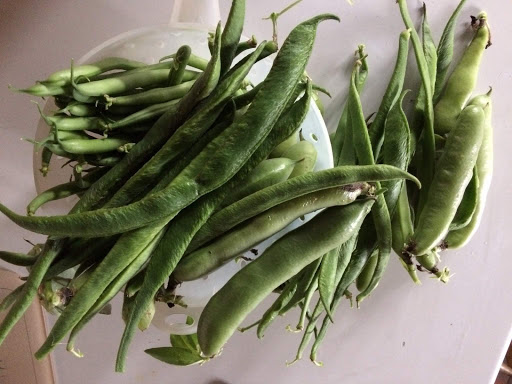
[282,141,317,178]
[445,92,493,248]
[167,45,192,86]
[59,138,130,155]
[174,184,369,282]
[409,105,485,256]
[197,200,373,357]
[220,157,298,208]
[434,13,490,135]
[268,131,298,158]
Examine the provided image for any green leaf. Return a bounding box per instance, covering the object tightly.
[145,347,204,366]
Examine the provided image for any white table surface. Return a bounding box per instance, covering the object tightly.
[1,1,511,383]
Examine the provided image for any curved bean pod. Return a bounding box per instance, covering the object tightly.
[198,200,373,357]
[409,105,485,255]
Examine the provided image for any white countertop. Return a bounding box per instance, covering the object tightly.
[0,1,511,383]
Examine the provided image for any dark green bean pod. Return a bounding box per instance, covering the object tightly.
[346,61,393,304]
[232,83,262,109]
[0,285,24,313]
[382,89,411,216]
[40,146,53,176]
[220,0,246,76]
[105,99,179,131]
[198,200,373,358]
[104,42,267,209]
[368,29,410,158]
[116,77,316,372]
[434,0,468,103]
[331,45,368,166]
[318,245,341,321]
[0,243,42,266]
[397,0,436,212]
[124,269,146,298]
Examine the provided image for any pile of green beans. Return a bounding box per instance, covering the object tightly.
[0,0,493,373]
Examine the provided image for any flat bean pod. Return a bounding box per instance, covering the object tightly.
[197,200,373,357]
[434,13,490,134]
[409,105,485,256]
[174,184,370,282]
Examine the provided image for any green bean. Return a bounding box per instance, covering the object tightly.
[48,130,89,142]
[220,157,298,208]
[56,102,97,117]
[291,297,324,365]
[59,137,130,155]
[39,108,107,131]
[124,269,146,298]
[347,61,392,304]
[44,237,118,280]
[434,13,490,135]
[0,239,64,346]
[190,165,419,251]
[0,248,40,266]
[198,200,373,357]
[296,275,320,332]
[308,233,372,363]
[145,347,203,366]
[256,273,302,338]
[415,251,450,283]
[174,184,370,282]
[220,0,246,75]
[368,29,410,158]
[116,77,316,372]
[34,219,169,360]
[159,53,209,71]
[278,258,322,316]
[268,131,298,158]
[235,35,258,57]
[356,250,378,292]
[282,141,317,178]
[434,0,468,103]
[46,57,146,83]
[391,183,420,283]
[449,169,479,231]
[40,146,53,176]
[72,68,199,97]
[104,42,267,209]
[27,168,108,215]
[0,285,24,313]
[104,80,194,107]
[382,89,411,216]
[331,45,367,166]
[397,0,436,213]
[9,83,71,97]
[421,3,437,96]
[445,91,493,249]
[65,228,165,356]
[68,24,224,213]
[167,45,192,86]
[409,105,485,256]
[82,154,122,167]
[318,246,341,321]
[105,99,179,130]
[232,83,262,109]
